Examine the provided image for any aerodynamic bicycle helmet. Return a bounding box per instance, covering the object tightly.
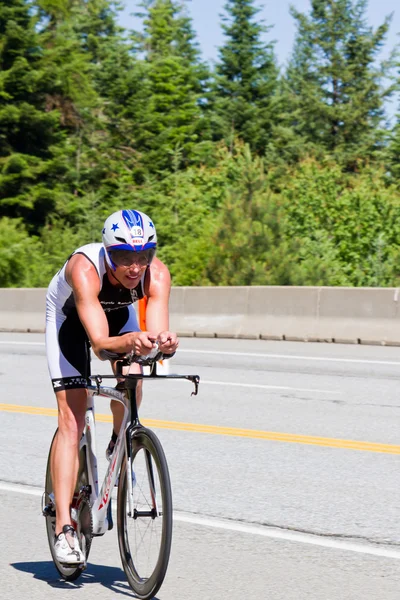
[102,209,157,271]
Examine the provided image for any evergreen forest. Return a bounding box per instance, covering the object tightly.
[2,0,400,288]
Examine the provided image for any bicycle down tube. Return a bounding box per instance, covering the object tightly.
[85,382,130,535]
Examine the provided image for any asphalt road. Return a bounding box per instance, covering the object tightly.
[1,332,400,599]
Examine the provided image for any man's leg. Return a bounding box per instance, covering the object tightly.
[107,305,142,451]
[51,387,87,535]
[108,362,142,455]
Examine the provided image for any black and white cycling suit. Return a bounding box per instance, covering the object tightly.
[46,243,145,392]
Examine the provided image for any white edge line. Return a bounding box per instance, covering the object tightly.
[0,482,43,496]
[0,341,44,345]
[173,378,338,395]
[199,380,339,395]
[179,348,400,367]
[1,340,400,367]
[174,513,400,560]
[0,340,338,394]
[2,482,399,560]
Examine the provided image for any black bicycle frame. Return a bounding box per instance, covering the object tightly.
[113,360,200,466]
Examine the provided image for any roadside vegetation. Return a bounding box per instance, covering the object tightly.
[1,0,400,287]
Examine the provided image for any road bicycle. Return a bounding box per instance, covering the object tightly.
[42,350,200,599]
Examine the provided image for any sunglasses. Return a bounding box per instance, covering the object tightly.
[109,248,155,267]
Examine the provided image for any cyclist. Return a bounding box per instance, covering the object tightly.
[45,209,179,565]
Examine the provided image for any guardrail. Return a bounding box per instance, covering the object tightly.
[1,286,400,345]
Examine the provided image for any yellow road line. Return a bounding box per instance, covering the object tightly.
[1,403,399,455]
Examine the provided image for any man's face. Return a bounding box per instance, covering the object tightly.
[108,249,154,289]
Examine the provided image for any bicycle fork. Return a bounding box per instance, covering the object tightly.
[145,448,160,519]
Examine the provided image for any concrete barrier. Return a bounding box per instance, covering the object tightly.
[1,286,400,345]
[316,287,400,344]
[0,288,47,332]
[169,286,400,345]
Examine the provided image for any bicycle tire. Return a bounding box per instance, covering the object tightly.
[43,429,91,581]
[117,427,173,600]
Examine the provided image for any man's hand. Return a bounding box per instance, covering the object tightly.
[157,331,179,354]
[126,331,179,356]
[130,331,158,355]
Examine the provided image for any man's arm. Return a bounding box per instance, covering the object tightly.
[145,257,179,354]
[66,254,154,359]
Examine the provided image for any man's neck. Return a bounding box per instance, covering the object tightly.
[105,259,125,288]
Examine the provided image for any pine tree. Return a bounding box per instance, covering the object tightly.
[73,1,155,187]
[0,0,64,229]
[388,65,400,183]
[35,0,128,227]
[36,0,105,180]
[127,0,211,173]
[283,0,394,169]
[389,117,400,182]
[213,0,279,154]
[0,0,106,231]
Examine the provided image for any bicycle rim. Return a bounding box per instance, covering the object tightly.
[117,428,173,600]
[43,430,89,582]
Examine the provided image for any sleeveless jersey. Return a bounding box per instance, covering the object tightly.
[46,243,146,317]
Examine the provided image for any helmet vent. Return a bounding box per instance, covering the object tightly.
[148,235,155,241]
[115,236,127,243]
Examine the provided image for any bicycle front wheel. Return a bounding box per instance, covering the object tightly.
[117,427,173,600]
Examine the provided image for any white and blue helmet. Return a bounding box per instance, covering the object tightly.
[102,209,157,270]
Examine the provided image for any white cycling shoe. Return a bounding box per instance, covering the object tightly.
[54,525,85,565]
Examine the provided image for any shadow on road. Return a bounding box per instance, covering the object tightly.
[11,561,161,598]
